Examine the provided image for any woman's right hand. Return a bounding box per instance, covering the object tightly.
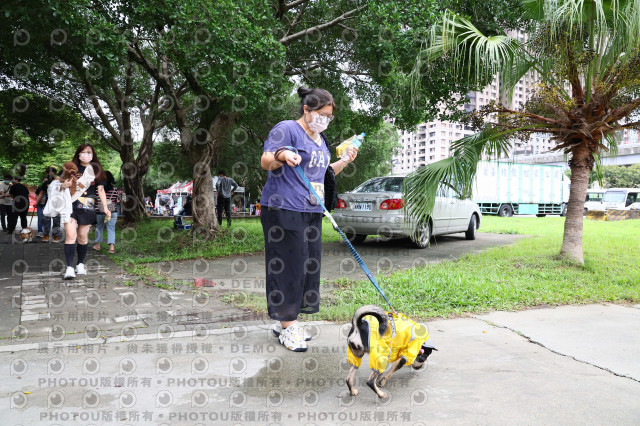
[282,150,301,167]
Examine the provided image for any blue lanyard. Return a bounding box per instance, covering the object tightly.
[281,145,395,312]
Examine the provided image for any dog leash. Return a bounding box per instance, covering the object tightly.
[277,146,396,313]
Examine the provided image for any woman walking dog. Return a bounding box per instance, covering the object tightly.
[260,86,358,352]
[61,144,111,279]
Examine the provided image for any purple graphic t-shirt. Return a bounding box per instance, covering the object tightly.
[260,120,331,213]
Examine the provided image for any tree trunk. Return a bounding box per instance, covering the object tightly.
[560,143,594,264]
[119,140,151,227]
[120,169,147,226]
[183,111,238,240]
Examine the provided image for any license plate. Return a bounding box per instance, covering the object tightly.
[353,203,372,211]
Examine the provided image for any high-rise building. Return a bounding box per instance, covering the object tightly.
[392,31,553,174]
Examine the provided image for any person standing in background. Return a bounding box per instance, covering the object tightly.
[216,170,238,227]
[93,171,120,254]
[34,167,57,238]
[7,175,30,235]
[0,174,11,232]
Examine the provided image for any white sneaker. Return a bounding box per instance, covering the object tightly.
[272,322,312,341]
[75,263,87,275]
[63,267,76,280]
[36,232,44,238]
[277,324,308,352]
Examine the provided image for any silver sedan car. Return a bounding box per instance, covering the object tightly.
[332,175,482,248]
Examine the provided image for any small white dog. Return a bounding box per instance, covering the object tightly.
[19,228,34,243]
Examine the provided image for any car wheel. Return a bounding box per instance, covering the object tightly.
[349,234,367,244]
[584,207,588,216]
[498,204,513,217]
[409,221,431,249]
[465,215,477,240]
[344,228,366,244]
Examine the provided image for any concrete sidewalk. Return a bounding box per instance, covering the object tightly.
[1,304,639,425]
[0,226,267,343]
[2,223,639,424]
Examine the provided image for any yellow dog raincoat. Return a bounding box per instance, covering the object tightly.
[347,312,430,373]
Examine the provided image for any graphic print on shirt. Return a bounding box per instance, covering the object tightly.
[307,149,330,206]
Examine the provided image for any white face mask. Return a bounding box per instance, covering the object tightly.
[79,153,93,163]
[306,111,330,133]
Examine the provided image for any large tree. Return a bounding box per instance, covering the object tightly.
[119,0,488,238]
[406,0,640,264]
[0,0,171,225]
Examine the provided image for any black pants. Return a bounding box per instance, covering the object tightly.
[261,207,323,321]
[7,204,27,233]
[217,196,232,226]
[0,204,7,230]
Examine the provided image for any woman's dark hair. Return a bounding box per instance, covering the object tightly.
[72,144,107,183]
[104,170,116,192]
[297,86,336,116]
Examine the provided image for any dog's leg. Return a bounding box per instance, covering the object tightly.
[346,366,359,396]
[366,371,386,398]
[378,358,406,387]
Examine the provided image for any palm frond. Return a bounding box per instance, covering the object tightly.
[592,153,605,186]
[411,10,523,98]
[521,0,547,21]
[499,55,537,102]
[402,125,516,239]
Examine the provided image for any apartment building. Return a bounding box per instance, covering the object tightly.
[392,31,553,174]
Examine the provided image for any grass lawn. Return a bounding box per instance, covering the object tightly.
[223,216,640,321]
[107,217,342,265]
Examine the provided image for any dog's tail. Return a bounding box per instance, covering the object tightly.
[348,305,388,352]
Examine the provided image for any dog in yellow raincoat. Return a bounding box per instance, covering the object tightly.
[346,304,436,398]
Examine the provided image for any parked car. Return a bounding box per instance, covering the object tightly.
[584,189,605,214]
[602,188,640,210]
[332,175,482,248]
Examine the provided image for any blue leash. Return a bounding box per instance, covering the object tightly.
[279,148,395,312]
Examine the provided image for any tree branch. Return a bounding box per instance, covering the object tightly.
[81,78,122,145]
[495,107,563,125]
[610,121,640,130]
[607,97,640,124]
[283,1,308,38]
[278,5,366,45]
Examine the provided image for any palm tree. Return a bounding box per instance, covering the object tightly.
[405,0,640,264]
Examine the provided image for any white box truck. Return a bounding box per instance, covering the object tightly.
[472,161,569,217]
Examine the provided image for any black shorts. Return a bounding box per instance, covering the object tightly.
[71,206,97,225]
[261,207,323,321]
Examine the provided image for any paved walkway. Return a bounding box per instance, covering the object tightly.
[1,304,639,424]
[0,227,267,343]
[149,233,525,294]
[2,223,640,424]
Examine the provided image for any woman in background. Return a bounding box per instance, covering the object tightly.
[93,171,120,254]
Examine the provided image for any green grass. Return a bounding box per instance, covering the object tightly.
[109,217,342,265]
[225,216,640,321]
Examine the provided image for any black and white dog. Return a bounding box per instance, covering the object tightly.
[346,305,436,398]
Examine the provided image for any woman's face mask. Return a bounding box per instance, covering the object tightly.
[79,152,93,163]
[306,111,331,133]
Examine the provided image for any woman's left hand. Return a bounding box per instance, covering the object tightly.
[343,147,359,163]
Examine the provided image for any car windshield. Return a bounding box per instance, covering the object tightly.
[603,191,626,203]
[352,177,404,193]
